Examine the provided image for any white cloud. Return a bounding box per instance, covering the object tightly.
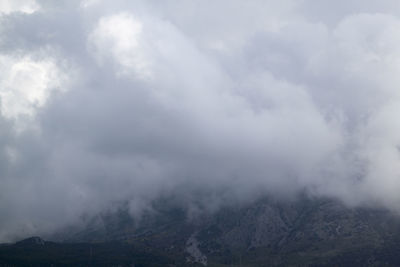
[0,54,66,129]
[88,13,150,78]
[0,0,39,14]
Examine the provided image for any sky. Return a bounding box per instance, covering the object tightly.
[1,0,400,241]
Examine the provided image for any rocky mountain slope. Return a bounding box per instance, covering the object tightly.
[2,196,400,266]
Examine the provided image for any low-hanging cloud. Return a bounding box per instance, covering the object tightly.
[1,0,400,241]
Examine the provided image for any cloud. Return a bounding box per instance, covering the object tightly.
[0,54,66,123]
[1,0,400,241]
[0,0,39,15]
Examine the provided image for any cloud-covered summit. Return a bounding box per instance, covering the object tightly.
[1,0,400,241]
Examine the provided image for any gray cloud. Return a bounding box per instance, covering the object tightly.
[1,0,400,241]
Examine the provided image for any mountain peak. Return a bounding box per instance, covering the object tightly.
[16,236,45,246]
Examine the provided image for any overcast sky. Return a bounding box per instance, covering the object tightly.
[1,0,400,241]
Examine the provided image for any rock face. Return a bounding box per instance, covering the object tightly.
[51,196,400,266]
[185,232,207,266]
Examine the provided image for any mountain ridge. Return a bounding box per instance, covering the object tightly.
[3,196,400,266]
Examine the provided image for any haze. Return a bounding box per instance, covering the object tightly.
[1,0,400,241]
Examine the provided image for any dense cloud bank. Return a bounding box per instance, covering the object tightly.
[1,0,400,241]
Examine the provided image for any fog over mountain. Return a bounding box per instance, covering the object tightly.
[1,0,400,242]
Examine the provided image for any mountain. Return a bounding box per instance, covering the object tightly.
[2,196,400,266]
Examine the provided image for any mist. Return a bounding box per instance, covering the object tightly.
[1,0,400,241]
